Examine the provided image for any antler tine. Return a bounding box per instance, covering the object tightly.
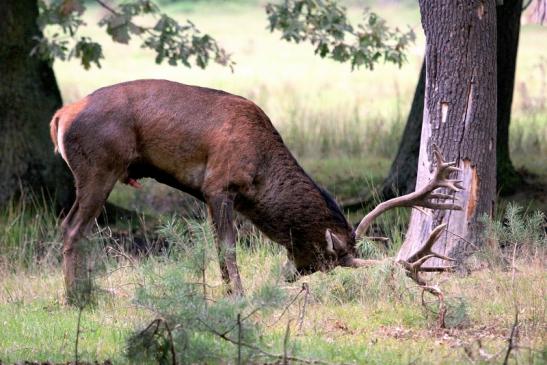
[428,192,457,200]
[437,179,464,192]
[406,224,456,263]
[355,146,463,239]
[397,223,456,288]
[409,254,438,269]
[419,201,462,211]
[398,223,456,290]
[418,266,457,272]
[432,144,446,165]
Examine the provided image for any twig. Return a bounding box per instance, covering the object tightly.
[420,285,446,328]
[502,310,519,365]
[74,306,83,364]
[105,245,137,268]
[137,318,161,339]
[96,264,135,278]
[267,284,306,328]
[163,320,177,365]
[237,313,242,365]
[511,242,518,284]
[94,0,118,15]
[283,320,292,365]
[443,229,479,250]
[202,251,207,309]
[219,306,262,338]
[297,283,310,334]
[137,318,178,365]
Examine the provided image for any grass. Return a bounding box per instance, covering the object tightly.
[0,221,544,364]
[0,204,545,364]
[1,0,546,363]
[0,270,141,363]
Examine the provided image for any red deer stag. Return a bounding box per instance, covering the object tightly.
[51,79,461,298]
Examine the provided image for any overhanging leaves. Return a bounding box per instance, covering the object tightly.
[33,0,232,70]
[266,0,415,70]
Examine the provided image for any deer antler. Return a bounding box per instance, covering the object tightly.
[354,144,463,239]
[397,223,456,329]
[397,223,456,284]
[346,145,462,328]
[348,145,462,283]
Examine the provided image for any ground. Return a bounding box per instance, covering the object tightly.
[0,0,546,364]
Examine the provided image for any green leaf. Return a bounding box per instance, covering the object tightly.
[70,37,104,70]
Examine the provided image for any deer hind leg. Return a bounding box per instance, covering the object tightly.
[62,169,120,303]
[206,192,244,296]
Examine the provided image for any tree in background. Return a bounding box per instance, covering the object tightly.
[0,0,231,209]
[0,0,72,208]
[382,0,527,199]
[496,0,525,194]
[398,0,497,266]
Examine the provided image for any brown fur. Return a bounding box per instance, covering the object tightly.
[50,79,356,294]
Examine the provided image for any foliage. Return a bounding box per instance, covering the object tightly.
[127,218,288,364]
[479,203,546,268]
[266,0,415,70]
[33,0,232,70]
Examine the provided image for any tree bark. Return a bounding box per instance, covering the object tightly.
[380,62,425,199]
[0,0,73,209]
[397,0,497,267]
[382,1,522,199]
[496,0,523,194]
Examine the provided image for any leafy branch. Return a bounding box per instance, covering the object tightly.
[33,0,233,70]
[266,0,415,70]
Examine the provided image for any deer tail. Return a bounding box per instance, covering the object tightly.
[50,111,61,155]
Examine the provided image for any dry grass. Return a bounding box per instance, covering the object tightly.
[1,240,544,364]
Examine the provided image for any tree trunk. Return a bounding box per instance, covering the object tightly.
[397,0,497,267]
[382,1,522,199]
[380,62,425,199]
[496,0,523,195]
[0,0,73,209]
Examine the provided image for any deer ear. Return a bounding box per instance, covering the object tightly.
[325,229,344,255]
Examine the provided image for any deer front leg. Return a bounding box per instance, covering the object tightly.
[207,193,244,296]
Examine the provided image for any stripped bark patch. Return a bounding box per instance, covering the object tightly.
[463,80,474,128]
[441,101,449,124]
[477,1,485,20]
[462,160,479,219]
[374,323,509,348]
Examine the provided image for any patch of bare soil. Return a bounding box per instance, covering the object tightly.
[374,322,509,348]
